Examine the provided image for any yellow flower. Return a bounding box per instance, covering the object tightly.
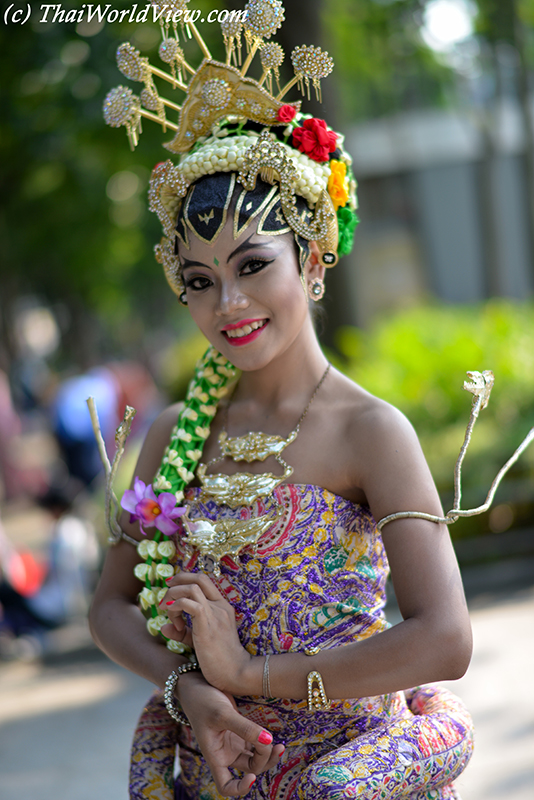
[178,466,195,483]
[166,639,187,653]
[147,616,167,635]
[138,588,156,610]
[134,562,156,582]
[209,385,229,399]
[153,474,172,492]
[185,449,202,462]
[327,160,349,211]
[156,562,175,579]
[166,449,184,468]
[157,540,176,559]
[156,587,168,604]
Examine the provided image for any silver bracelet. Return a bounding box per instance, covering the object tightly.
[163,662,200,726]
[262,653,272,699]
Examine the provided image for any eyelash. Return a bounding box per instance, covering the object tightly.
[184,258,273,292]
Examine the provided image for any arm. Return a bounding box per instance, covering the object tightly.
[89,404,283,797]
[89,403,188,688]
[163,402,472,701]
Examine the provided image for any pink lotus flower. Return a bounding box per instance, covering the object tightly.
[121,477,185,536]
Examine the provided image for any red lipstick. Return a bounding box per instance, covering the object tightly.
[221,318,264,331]
[221,319,269,347]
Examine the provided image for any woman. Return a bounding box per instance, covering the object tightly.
[91,6,474,797]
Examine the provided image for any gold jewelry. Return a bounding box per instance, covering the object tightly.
[198,363,331,506]
[185,363,330,574]
[103,2,360,298]
[180,509,283,577]
[164,661,201,726]
[308,278,325,301]
[262,654,272,699]
[307,670,331,712]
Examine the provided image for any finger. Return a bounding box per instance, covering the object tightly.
[167,571,226,602]
[223,710,274,754]
[167,596,205,621]
[229,739,284,776]
[160,622,194,648]
[210,764,257,798]
[166,583,214,608]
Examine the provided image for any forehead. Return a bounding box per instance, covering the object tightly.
[179,211,295,265]
[176,172,306,252]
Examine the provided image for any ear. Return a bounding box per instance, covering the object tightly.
[305,241,326,283]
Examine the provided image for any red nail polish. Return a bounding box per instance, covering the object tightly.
[165,577,173,582]
[250,776,256,785]
[166,600,174,605]
[257,730,272,745]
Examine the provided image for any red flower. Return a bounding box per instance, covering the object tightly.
[277,104,297,123]
[292,118,337,162]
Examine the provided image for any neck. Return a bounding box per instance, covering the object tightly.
[229,317,329,414]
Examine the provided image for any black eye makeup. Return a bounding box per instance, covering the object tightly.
[239,256,274,275]
[183,274,213,291]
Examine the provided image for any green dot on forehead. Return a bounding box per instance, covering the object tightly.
[213,257,219,266]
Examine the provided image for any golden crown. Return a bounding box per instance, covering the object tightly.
[103,0,359,293]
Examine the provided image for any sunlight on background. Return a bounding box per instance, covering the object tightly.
[422,0,475,51]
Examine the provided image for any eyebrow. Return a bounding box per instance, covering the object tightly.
[181,234,276,270]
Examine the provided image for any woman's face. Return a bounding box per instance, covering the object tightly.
[178,215,322,372]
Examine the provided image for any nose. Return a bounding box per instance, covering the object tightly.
[216,277,249,317]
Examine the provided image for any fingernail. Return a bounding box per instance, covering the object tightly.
[250,776,256,785]
[165,577,173,582]
[166,600,174,605]
[279,745,286,754]
[257,730,272,745]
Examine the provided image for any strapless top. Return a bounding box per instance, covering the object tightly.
[173,483,391,657]
[173,484,403,745]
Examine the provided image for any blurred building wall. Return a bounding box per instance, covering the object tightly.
[342,102,534,326]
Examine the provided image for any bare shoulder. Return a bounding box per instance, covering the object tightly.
[328,368,417,447]
[325,369,439,518]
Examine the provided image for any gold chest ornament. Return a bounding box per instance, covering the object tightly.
[182,364,331,573]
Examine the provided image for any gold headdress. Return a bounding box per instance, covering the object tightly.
[103,0,359,295]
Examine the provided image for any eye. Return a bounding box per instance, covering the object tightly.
[240,258,273,275]
[184,275,213,291]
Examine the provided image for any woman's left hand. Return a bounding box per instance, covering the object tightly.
[160,572,255,695]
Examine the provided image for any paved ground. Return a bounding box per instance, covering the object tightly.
[1,573,532,800]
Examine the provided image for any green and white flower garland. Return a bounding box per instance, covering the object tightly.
[132,346,237,653]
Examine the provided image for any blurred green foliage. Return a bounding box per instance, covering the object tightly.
[332,300,534,533]
[0,5,225,367]
[324,0,453,121]
[0,0,467,370]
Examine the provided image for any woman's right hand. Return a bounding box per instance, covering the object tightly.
[178,672,284,797]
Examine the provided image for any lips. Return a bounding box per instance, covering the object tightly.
[221,318,269,346]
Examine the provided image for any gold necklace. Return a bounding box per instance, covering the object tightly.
[198,363,331,507]
[181,364,331,575]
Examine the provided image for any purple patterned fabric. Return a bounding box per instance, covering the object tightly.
[129,484,474,799]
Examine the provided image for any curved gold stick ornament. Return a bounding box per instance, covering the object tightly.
[87,398,138,546]
[377,370,534,532]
